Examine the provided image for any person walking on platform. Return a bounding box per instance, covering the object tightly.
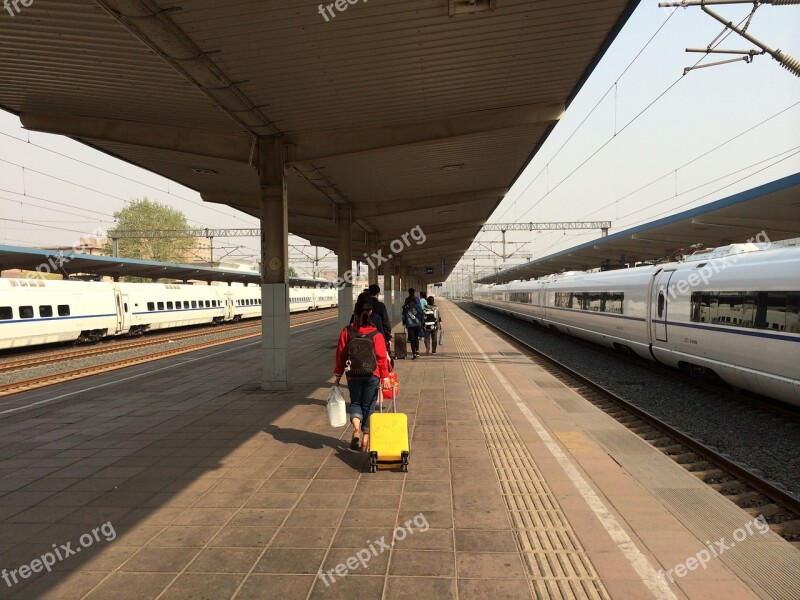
[422,296,442,355]
[368,284,392,349]
[402,294,424,359]
[335,300,391,451]
[351,292,384,334]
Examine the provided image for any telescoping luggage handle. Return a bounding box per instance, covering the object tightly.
[378,386,396,413]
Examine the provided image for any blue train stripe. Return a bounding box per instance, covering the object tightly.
[0,313,117,324]
[652,320,800,343]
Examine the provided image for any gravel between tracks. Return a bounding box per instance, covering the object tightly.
[0,323,263,387]
[459,302,800,498]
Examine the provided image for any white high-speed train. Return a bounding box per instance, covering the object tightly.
[0,279,338,351]
[473,244,800,407]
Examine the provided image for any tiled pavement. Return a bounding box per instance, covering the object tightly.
[0,303,791,599]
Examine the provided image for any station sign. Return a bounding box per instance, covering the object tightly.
[426,267,434,275]
[440,258,446,275]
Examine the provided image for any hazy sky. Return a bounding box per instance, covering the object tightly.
[1,2,798,281]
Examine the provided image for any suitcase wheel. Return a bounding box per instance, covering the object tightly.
[369,451,378,474]
[400,464,408,473]
[401,451,409,465]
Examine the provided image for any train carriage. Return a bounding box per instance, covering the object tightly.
[473,244,800,407]
[0,279,118,349]
[120,282,226,333]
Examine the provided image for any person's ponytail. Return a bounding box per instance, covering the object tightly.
[354,300,371,328]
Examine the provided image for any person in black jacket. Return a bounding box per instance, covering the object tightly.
[368,284,392,346]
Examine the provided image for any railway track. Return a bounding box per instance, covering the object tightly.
[0,309,337,398]
[458,302,800,550]
[0,308,337,374]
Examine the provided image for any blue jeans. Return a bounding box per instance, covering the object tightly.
[347,376,379,434]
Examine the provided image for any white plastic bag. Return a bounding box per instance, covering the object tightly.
[438,330,444,346]
[327,386,347,428]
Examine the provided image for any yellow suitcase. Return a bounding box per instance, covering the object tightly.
[368,389,409,472]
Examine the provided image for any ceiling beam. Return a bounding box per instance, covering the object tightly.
[287,103,563,163]
[21,112,253,163]
[354,188,506,219]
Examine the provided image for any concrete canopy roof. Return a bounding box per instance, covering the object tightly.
[1,0,638,284]
[475,172,800,284]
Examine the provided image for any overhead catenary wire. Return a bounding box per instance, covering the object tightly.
[495,7,680,223]
[576,100,800,221]
[516,148,800,262]
[0,130,259,224]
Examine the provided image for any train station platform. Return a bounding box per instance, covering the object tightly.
[0,301,797,600]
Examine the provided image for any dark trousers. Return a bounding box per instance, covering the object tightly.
[406,327,420,355]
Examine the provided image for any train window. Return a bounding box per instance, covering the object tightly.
[147,302,155,311]
[787,293,800,333]
[588,292,602,312]
[605,293,623,314]
[717,292,741,325]
[657,292,665,319]
[740,292,756,328]
[157,302,164,310]
[39,305,53,318]
[183,301,189,309]
[20,306,34,319]
[191,301,197,308]
[0,307,11,320]
[690,292,701,322]
[166,301,174,310]
[761,292,788,331]
[698,292,715,323]
[577,293,589,311]
[205,300,211,307]
[58,305,70,317]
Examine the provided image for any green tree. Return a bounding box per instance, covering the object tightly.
[106,198,197,264]
[288,266,298,278]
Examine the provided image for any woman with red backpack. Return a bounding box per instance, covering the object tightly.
[334,300,391,451]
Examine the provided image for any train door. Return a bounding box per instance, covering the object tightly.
[650,270,675,343]
[224,291,234,320]
[539,283,548,320]
[114,289,131,333]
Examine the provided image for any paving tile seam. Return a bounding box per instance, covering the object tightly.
[77,401,330,600]
[450,327,612,600]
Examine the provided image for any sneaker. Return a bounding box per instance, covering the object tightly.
[432,350,436,354]
[412,354,418,360]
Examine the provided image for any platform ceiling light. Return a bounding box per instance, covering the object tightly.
[449,0,495,16]
[442,163,466,171]
[191,167,217,175]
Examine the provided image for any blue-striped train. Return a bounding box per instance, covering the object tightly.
[473,244,800,407]
[0,280,338,350]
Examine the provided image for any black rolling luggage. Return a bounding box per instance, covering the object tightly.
[394,332,407,359]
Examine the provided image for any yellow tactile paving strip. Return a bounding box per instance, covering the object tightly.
[452,327,612,600]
